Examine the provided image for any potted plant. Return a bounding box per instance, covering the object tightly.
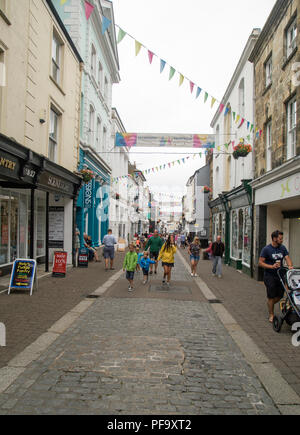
[233,139,252,160]
[80,168,95,183]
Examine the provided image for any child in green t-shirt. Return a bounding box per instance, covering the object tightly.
[123,244,138,292]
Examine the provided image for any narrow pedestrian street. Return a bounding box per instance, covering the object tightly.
[0,252,284,415]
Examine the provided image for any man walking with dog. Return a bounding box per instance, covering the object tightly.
[259,230,293,324]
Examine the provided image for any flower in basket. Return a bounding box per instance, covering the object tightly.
[203,186,212,194]
[80,168,95,183]
[233,139,252,160]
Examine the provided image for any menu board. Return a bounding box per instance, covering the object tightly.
[8,259,37,296]
[49,206,64,248]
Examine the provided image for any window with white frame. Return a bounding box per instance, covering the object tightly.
[102,126,107,152]
[104,76,108,101]
[49,108,60,163]
[287,97,297,160]
[238,78,245,116]
[91,44,96,78]
[266,120,272,171]
[265,56,272,87]
[286,17,297,58]
[98,62,103,92]
[88,105,95,147]
[96,117,101,152]
[52,30,62,84]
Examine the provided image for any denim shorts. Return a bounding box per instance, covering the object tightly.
[190,256,200,261]
[126,271,135,280]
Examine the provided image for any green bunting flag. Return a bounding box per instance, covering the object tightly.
[117,28,126,43]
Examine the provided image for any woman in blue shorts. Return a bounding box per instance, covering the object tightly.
[188,237,201,277]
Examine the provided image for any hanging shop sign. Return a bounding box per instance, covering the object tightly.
[8,259,37,296]
[84,180,93,209]
[49,206,64,249]
[52,251,68,278]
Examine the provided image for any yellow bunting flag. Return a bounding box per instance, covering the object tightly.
[135,41,142,56]
[211,97,216,108]
[179,74,184,87]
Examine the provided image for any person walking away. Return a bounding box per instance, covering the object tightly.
[158,234,177,288]
[103,229,118,271]
[259,230,293,324]
[188,237,201,277]
[212,236,225,278]
[145,230,164,275]
[139,251,156,285]
[123,244,138,292]
[180,233,186,249]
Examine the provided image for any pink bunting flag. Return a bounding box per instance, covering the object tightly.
[238,118,245,128]
[148,50,154,64]
[219,103,225,114]
[190,82,195,94]
[85,1,94,20]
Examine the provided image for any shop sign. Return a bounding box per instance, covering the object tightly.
[8,259,37,296]
[84,180,93,209]
[78,248,89,268]
[49,206,64,249]
[0,151,19,178]
[52,251,68,278]
[255,172,300,205]
[39,172,74,196]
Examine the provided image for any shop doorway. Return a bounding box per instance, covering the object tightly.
[290,218,300,268]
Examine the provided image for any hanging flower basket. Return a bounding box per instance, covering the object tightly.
[233,141,252,160]
[203,186,212,194]
[80,168,95,183]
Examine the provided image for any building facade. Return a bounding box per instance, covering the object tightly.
[209,29,260,274]
[249,0,300,279]
[53,0,120,247]
[0,0,83,274]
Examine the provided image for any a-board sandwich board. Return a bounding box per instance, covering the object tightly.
[8,259,37,296]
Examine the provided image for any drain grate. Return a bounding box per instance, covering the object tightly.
[85,295,100,299]
[208,299,222,304]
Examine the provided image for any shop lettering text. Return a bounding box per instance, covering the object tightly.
[281,180,291,198]
[48,176,71,193]
[24,167,36,178]
[0,156,16,171]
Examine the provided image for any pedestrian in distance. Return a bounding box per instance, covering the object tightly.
[145,229,164,275]
[212,235,225,278]
[102,229,118,271]
[258,230,293,324]
[123,244,138,292]
[139,251,156,285]
[205,241,213,260]
[136,246,143,274]
[188,236,202,277]
[158,234,177,288]
[180,233,186,249]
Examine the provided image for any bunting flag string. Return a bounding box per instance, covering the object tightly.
[60,0,262,136]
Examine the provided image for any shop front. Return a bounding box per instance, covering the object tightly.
[76,148,111,248]
[0,133,81,275]
[252,157,300,280]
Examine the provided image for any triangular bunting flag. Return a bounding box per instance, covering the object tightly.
[135,41,142,56]
[102,15,111,34]
[219,103,225,113]
[179,74,184,87]
[236,115,241,124]
[233,112,236,121]
[148,50,154,64]
[85,1,94,20]
[169,67,175,81]
[211,97,216,108]
[238,118,245,128]
[204,92,209,103]
[117,28,126,44]
[190,82,195,93]
[160,59,166,73]
[196,87,202,99]
[224,107,230,116]
[61,0,68,4]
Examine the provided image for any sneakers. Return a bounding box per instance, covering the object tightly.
[194,274,198,277]
[128,286,133,292]
[218,275,222,279]
[162,279,166,285]
[191,273,194,277]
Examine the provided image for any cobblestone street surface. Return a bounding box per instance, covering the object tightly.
[0,252,280,415]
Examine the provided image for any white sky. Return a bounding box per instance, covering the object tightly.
[111,0,277,196]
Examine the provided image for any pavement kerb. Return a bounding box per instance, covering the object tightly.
[0,267,123,395]
[177,249,300,412]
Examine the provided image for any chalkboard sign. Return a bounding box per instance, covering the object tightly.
[8,259,37,296]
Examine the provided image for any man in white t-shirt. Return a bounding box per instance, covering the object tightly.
[103,229,118,271]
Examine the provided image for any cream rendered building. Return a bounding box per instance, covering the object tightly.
[0,0,83,273]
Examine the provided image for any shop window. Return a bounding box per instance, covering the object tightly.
[0,49,4,131]
[231,210,238,259]
[35,191,46,258]
[287,97,297,160]
[0,190,9,265]
[243,207,251,266]
[238,209,244,259]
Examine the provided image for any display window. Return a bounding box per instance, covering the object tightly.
[231,206,252,266]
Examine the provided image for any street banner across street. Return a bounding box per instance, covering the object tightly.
[115,133,215,148]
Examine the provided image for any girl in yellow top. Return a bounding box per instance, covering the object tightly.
[158,234,177,287]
